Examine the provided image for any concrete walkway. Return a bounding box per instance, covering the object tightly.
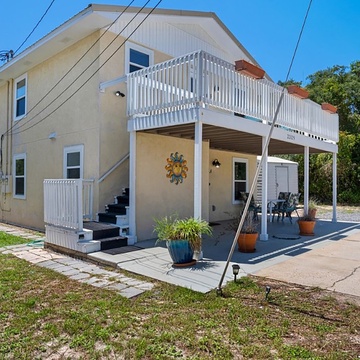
[0,224,153,299]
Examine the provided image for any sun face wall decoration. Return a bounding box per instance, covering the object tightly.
[165,152,188,185]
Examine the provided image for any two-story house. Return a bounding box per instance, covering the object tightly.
[0,4,338,252]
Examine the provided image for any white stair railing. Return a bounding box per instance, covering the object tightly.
[44,179,94,231]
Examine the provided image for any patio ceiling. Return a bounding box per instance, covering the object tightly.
[142,123,325,156]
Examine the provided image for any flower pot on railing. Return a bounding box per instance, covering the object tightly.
[287,85,309,99]
[235,59,265,79]
[321,103,337,114]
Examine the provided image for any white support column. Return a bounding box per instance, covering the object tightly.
[304,146,309,214]
[194,121,203,219]
[260,136,268,241]
[128,130,137,244]
[332,152,337,222]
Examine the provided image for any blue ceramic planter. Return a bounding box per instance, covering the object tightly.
[166,239,194,264]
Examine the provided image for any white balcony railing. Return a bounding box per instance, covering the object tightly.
[127,50,338,143]
[44,179,94,231]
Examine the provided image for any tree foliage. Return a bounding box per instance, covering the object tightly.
[279,61,360,204]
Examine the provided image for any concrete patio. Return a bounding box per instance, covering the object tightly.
[88,218,360,297]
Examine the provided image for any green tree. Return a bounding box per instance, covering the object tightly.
[281,62,360,204]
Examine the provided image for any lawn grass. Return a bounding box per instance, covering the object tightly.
[1,232,359,359]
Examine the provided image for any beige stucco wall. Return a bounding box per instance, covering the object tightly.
[0,31,103,229]
[0,29,181,230]
[135,132,210,241]
[208,149,257,222]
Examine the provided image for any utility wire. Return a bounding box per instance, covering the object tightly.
[216,0,313,295]
[14,0,56,55]
[11,0,163,136]
[3,0,136,138]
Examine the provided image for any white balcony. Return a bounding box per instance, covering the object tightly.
[127,50,338,151]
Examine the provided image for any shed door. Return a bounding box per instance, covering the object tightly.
[275,166,289,197]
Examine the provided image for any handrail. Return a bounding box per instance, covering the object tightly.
[98,152,130,183]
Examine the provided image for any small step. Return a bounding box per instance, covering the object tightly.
[98,212,118,224]
[116,195,129,205]
[83,221,120,239]
[106,203,127,214]
[99,236,128,250]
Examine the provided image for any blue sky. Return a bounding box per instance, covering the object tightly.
[1,0,359,83]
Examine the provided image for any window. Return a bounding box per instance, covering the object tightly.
[14,74,27,120]
[233,158,248,203]
[125,42,153,73]
[13,153,26,198]
[64,145,84,179]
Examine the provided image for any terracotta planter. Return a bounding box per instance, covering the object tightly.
[237,232,258,253]
[287,85,309,99]
[298,220,316,236]
[235,59,265,79]
[321,103,337,114]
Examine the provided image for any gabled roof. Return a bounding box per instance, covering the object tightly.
[0,4,267,84]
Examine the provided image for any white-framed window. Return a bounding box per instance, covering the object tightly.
[14,74,27,120]
[125,42,153,73]
[233,157,248,204]
[63,145,84,179]
[13,153,26,199]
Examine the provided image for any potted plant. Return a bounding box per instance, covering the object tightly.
[308,198,318,219]
[226,210,259,253]
[297,213,316,236]
[153,215,212,266]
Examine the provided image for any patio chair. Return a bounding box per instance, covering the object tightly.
[270,192,291,222]
[239,192,261,220]
[278,193,302,223]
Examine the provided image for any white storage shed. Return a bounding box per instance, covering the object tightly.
[256,156,299,201]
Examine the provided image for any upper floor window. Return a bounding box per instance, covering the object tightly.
[233,157,248,204]
[14,74,27,120]
[13,153,26,199]
[64,145,84,179]
[125,42,153,74]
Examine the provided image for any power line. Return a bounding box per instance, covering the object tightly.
[11,0,163,136]
[3,0,136,138]
[14,0,56,55]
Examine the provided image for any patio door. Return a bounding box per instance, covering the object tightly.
[275,166,289,197]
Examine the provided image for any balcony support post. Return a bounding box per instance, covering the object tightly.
[332,152,337,222]
[304,146,310,214]
[260,136,269,241]
[129,130,137,243]
[194,120,203,219]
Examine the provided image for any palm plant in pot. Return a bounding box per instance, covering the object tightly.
[238,210,259,253]
[226,210,259,253]
[297,211,316,236]
[153,215,212,266]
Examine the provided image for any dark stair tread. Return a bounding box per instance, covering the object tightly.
[83,221,120,239]
[99,236,128,250]
[106,204,127,214]
[116,195,129,205]
[98,212,127,224]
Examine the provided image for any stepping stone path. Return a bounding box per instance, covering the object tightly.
[0,224,153,298]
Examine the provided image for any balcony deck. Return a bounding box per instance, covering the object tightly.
[127,50,338,155]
